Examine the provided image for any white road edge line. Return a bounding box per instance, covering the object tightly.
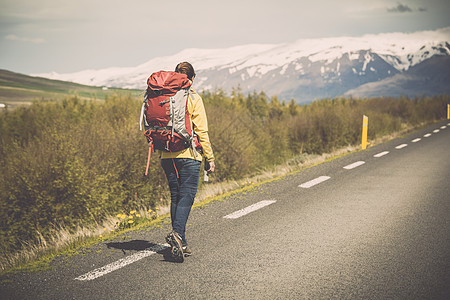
[223,200,276,219]
[343,161,365,170]
[299,176,331,188]
[424,133,432,137]
[433,129,440,133]
[75,243,169,281]
[440,126,446,129]
[374,151,389,158]
[395,144,408,149]
[411,138,421,143]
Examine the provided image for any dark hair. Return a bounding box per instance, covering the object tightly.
[175,62,196,80]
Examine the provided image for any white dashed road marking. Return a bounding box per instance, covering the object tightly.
[299,176,331,188]
[223,200,276,219]
[343,161,365,170]
[75,243,169,281]
[75,122,448,282]
[374,151,389,158]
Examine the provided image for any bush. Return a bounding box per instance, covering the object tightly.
[0,92,448,255]
[0,96,167,254]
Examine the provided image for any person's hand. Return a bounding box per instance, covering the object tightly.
[207,161,215,173]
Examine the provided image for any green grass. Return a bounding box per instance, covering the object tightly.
[0,69,141,106]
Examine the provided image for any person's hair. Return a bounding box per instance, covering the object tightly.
[175,62,196,80]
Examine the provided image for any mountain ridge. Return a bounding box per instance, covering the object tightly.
[34,27,450,103]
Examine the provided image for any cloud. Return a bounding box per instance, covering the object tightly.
[387,3,413,13]
[5,34,45,44]
[387,3,427,13]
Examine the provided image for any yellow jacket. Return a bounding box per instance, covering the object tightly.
[160,88,214,162]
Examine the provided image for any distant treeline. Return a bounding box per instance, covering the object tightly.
[0,91,448,255]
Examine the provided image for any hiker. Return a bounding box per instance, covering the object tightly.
[159,62,215,260]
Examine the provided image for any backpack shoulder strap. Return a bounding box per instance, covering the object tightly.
[139,96,147,131]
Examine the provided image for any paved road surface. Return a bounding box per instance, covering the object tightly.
[2,120,450,299]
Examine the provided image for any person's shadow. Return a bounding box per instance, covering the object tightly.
[105,240,178,262]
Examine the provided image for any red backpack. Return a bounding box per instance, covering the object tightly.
[140,71,201,175]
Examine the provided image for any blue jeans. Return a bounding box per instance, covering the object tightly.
[161,158,201,246]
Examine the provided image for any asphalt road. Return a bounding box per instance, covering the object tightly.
[2,120,450,299]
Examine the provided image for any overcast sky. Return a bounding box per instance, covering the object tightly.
[1,0,449,74]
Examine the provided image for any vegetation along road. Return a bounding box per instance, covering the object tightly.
[1,120,449,299]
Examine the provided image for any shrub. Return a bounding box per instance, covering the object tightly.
[0,92,448,256]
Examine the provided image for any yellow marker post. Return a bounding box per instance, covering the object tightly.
[447,104,450,120]
[361,115,368,150]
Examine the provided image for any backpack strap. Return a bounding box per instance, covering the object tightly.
[187,89,199,158]
[144,140,153,176]
[139,96,147,131]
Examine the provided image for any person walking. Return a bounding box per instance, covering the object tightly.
[160,62,215,262]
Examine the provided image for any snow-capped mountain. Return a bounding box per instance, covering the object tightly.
[35,27,450,103]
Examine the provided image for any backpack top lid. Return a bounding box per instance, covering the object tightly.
[147,71,191,95]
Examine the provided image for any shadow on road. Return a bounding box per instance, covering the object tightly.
[106,240,157,251]
[105,239,179,263]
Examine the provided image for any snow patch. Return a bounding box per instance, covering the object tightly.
[280,64,289,75]
[246,66,257,77]
[362,52,374,72]
[294,63,303,71]
[349,52,360,60]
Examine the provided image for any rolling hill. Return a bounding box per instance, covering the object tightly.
[0,69,141,108]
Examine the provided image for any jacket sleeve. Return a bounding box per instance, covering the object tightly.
[189,90,214,162]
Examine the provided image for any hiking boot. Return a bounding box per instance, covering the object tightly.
[183,246,192,257]
[165,232,184,262]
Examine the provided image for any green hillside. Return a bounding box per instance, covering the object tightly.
[0,69,141,108]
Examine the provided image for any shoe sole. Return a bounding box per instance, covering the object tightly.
[166,233,184,263]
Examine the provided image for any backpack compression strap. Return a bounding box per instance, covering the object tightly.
[145,140,153,176]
